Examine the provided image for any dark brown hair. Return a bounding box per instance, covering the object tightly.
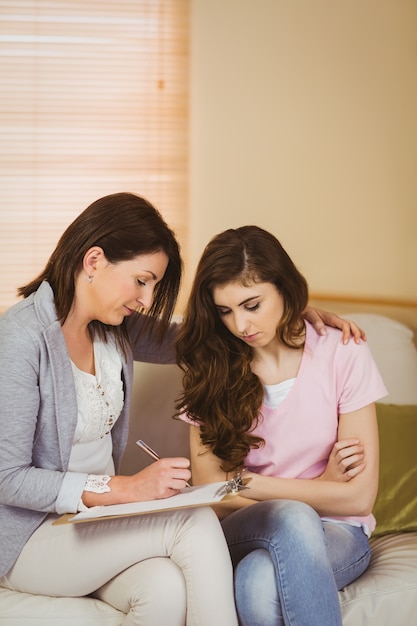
[19,192,182,350]
[176,225,308,472]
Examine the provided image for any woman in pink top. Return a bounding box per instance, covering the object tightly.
[176,226,386,626]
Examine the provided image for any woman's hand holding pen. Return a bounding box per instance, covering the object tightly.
[130,457,192,500]
[81,458,191,508]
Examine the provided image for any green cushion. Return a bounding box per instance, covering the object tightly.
[372,403,417,536]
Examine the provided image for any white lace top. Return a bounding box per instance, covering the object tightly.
[68,339,124,474]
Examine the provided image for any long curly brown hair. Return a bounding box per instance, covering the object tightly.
[176,226,308,472]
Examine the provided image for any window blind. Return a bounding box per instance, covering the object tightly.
[0,0,189,311]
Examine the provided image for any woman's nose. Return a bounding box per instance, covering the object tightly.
[136,286,154,310]
[234,312,249,335]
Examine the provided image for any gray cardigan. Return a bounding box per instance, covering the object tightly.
[0,281,177,576]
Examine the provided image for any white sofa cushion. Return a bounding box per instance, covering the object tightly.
[347,313,417,405]
[2,533,416,626]
[339,532,417,626]
[0,587,123,625]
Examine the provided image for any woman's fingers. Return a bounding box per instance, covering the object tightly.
[330,439,366,479]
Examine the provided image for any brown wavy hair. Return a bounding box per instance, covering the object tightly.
[176,226,308,472]
[18,192,182,353]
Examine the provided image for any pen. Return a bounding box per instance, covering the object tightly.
[136,439,191,487]
[136,439,160,461]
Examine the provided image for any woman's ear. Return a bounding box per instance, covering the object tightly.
[83,246,105,279]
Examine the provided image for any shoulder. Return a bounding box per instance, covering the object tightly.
[0,284,60,355]
[0,295,36,338]
[305,320,368,351]
[304,320,375,366]
[304,320,343,352]
[304,321,387,409]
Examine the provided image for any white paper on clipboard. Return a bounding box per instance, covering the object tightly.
[54,481,234,525]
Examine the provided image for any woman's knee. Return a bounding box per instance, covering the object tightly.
[95,557,186,626]
[223,499,326,568]
[175,505,230,553]
[235,499,322,539]
[263,499,318,523]
[264,501,327,558]
[174,503,222,535]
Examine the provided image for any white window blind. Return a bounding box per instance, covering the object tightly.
[0,0,189,310]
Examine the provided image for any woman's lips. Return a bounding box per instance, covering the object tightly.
[242,333,258,342]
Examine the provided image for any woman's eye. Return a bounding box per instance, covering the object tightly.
[218,309,231,317]
[246,302,260,312]
[137,279,146,287]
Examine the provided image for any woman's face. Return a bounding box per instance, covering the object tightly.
[86,249,169,326]
[212,280,284,349]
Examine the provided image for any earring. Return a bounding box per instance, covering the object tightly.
[87,275,93,283]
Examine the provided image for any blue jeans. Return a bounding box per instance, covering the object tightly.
[221,500,372,626]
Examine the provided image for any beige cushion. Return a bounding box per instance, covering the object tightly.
[2,534,416,625]
[0,587,123,625]
[339,532,417,625]
[347,313,417,405]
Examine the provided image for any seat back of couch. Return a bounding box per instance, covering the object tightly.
[121,362,189,475]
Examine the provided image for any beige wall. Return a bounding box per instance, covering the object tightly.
[187,0,417,305]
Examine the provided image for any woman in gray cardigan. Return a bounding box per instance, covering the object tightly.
[0,192,360,625]
[0,192,240,626]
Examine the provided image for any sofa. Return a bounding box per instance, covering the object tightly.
[1,311,417,625]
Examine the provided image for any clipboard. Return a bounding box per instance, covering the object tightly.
[53,478,250,526]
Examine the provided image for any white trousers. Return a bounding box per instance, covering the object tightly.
[0,506,238,626]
